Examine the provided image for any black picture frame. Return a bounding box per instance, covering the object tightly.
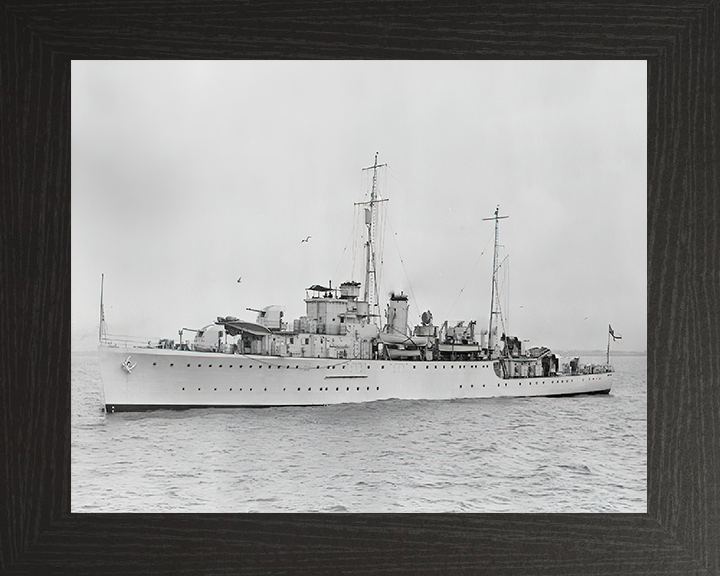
[2,2,716,574]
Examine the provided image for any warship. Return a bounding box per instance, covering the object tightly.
[98,155,613,412]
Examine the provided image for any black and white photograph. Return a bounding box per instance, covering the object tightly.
[71,60,646,513]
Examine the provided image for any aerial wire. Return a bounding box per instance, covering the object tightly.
[384,209,423,322]
[332,202,360,286]
[442,228,495,323]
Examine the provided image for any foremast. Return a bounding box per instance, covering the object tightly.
[357,152,388,328]
[483,206,508,356]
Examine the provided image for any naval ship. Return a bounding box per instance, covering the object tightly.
[98,155,614,412]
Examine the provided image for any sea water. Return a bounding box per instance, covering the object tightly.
[72,352,646,512]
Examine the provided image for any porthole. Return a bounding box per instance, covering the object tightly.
[381,366,385,370]
[209,365,212,368]
[460,385,462,388]
[264,388,267,391]
[336,387,339,391]
[170,363,174,367]
[367,387,369,390]
[346,387,349,391]
[182,387,185,390]
[357,387,360,391]
[187,364,190,367]
[376,387,379,390]
[198,388,201,391]
[249,388,252,391]
[214,388,217,391]
[230,388,232,391]
[198,364,201,367]
[153,362,156,366]
[219,365,222,368]
[277,366,281,369]
[229,365,233,368]
[283,388,286,391]
[413,366,416,369]
[298,388,301,391]
[258,366,261,369]
[308,388,311,391]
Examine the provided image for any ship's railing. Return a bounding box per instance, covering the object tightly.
[100,334,232,352]
[100,334,168,349]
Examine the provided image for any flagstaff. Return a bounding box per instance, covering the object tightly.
[99,273,107,343]
[607,324,622,364]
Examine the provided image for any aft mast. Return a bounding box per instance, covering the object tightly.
[483,206,508,355]
[358,152,388,327]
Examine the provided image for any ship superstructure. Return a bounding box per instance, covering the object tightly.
[98,155,614,412]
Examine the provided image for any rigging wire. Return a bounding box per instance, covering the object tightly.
[442,229,495,323]
[332,203,360,286]
[498,253,509,337]
[383,164,425,321]
[375,193,387,303]
[384,209,423,322]
[367,165,388,319]
[350,204,359,280]
[387,165,413,196]
[504,255,510,335]
[350,170,371,284]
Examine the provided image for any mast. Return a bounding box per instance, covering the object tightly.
[483,206,508,355]
[99,273,107,343]
[357,152,387,326]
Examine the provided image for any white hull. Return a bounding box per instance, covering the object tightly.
[99,345,613,412]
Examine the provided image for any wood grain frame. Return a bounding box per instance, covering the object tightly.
[1,2,717,574]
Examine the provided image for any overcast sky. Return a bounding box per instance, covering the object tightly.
[72,60,646,353]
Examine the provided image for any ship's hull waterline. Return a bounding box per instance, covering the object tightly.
[99,345,612,413]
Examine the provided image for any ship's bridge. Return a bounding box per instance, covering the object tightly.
[300,282,370,335]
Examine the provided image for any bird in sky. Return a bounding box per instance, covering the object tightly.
[301,236,311,243]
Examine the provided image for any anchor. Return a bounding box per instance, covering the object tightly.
[121,356,137,374]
